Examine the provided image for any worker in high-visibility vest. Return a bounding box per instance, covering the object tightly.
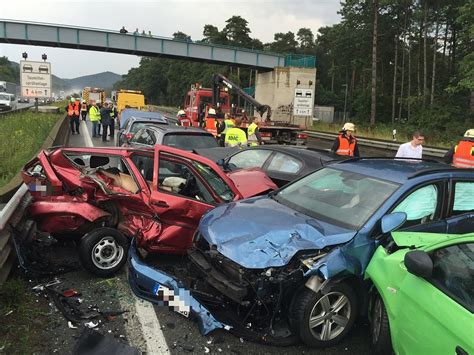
[80,100,88,121]
[66,97,80,135]
[218,113,235,147]
[247,117,262,146]
[444,129,474,168]
[331,122,360,157]
[225,118,247,147]
[88,101,101,138]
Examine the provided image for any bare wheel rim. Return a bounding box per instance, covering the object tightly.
[372,297,382,344]
[308,291,351,342]
[91,236,124,270]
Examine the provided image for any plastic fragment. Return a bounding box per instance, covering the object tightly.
[68,321,78,329]
[84,321,99,329]
[204,347,210,353]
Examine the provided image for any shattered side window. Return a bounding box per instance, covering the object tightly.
[64,153,139,194]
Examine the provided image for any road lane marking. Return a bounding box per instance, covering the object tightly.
[84,120,170,353]
[134,298,171,354]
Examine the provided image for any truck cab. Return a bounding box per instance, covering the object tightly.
[183,84,230,123]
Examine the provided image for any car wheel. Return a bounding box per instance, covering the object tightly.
[292,283,357,347]
[371,294,392,354]
[79,227,129,277]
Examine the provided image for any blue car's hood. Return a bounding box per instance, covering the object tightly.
[199,196,356,269]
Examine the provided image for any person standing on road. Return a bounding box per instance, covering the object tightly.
[100,103,112,142]
[247,116,263,146]
[109,103,118,139]
[89,101,101,138]
[80,100,88,121]
[395,131,424,159]
[225,118,247,147]
[331,122,360,157]
[444,129,474,168]
[218,113,235,147]
[66,97,80,135]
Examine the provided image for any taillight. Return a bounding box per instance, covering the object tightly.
[297,133,308,140]
[125,133,134,140]
[260,132,272,138]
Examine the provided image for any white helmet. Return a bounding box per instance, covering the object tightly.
[177,109,185,116]
[208,108,216,115]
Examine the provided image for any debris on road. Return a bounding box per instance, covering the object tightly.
[72,329,140,355]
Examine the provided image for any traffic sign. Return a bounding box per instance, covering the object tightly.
[20,60,52,98]
[293,88,314,116]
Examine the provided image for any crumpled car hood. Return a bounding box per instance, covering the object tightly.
[199,196,356,269]
[226,168,277,198]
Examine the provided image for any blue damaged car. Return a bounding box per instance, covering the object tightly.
[129,158,474,348]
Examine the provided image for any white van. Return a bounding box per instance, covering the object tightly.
[0,93,18,111]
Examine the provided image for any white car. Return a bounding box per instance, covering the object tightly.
[0,93,17,111]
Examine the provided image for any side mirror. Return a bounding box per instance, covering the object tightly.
[381,212,407,234]
[404,250,433,279]
[217,158,225,167]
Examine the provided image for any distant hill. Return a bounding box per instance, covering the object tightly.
[4,59,122,94]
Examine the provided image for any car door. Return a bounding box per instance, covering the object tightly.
[149,147,218,252]
[395,241,474,355]
[263,151,304,187]
[446,180,474,234]
[392,181,448,233]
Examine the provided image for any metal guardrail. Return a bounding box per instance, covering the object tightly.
[304,130,448,158]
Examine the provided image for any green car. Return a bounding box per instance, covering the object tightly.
[366,231,474,355]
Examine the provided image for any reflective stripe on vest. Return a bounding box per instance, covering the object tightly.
[225,127,247,147]
[336,134,356,156]
[222,119,235,134]
[68,102,80,116]
[247,122,258,145]
[453,140,474,168]
[81,103,88,111]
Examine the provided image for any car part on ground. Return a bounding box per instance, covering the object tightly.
[366,231,474,355]
[22,145,276,277]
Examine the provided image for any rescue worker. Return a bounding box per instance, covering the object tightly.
[217,113,235,147]
[89,101,101,138]
[444,129,474,168]
[109,103,118,138]
[80,100,88,121]
[66,97,80,135]
[225,118,247,147]
[331,122,360,157]
[247,116,262,146]
[177,109,191,126]
[100,102,112,142]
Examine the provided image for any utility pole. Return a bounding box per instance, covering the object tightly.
[342,84,348,123]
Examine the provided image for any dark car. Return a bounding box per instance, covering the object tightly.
[128,125,219,151]
[129,158,474,347]
[117,116,168,146]
[196,145,344,187]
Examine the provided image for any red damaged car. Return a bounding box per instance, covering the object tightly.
[21,145,276,276]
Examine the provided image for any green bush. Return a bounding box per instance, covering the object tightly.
[0,111,60,187]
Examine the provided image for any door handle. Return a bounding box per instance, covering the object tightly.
[152,200,169,208]
[456,346,468,355]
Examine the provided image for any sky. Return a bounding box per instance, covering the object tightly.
[0,0,341,79]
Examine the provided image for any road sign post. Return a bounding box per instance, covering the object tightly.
[20,60,52,99]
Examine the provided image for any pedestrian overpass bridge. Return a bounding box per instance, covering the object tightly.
[0,19,315,71]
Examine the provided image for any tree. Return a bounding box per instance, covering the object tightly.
[173,31,191,41]
[223,16,252,47]
[202,25,227,44]
[297,28,315,50]
[268,32,298,53]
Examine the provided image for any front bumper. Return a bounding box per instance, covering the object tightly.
[128,240,231,335]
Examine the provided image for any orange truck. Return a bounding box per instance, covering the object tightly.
[82,87,106,105]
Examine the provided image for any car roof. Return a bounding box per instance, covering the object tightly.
[144,125,212,135]
[129,115,167,124]
[332,158,470,183]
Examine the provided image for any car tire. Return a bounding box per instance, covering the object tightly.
[371,294,392,354]
[79,227,129,277]
[292,283,357,347]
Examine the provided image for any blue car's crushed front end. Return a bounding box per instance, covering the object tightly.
[128,240,230,336]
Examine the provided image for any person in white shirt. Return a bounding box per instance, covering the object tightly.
[395,131,425,159]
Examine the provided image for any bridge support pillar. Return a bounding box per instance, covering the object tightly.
[255,67,317,125]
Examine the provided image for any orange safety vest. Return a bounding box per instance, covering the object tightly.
[336,134,357,156]
[68,102,80,116]
[453,140,474,168]
[81,103,88,111]
[205,118,218,137]
[178,117,191,127]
